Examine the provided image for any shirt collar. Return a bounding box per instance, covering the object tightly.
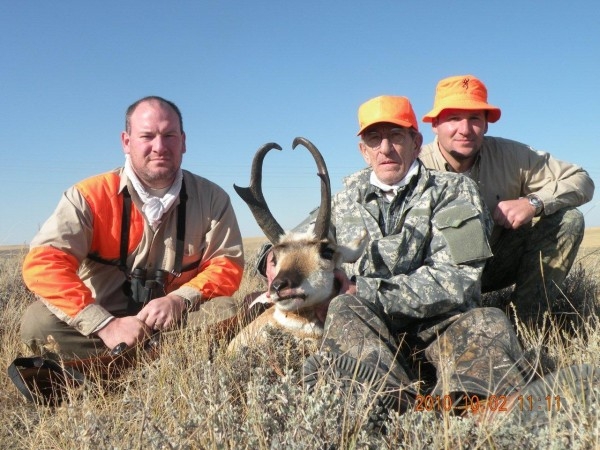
[369,159,420,201]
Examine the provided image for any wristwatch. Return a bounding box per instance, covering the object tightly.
[526,194,544,216]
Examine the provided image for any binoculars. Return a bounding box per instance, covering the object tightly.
[124,268,169,306]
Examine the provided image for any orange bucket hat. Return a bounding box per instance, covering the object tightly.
[422,75,501,123]
[357,95,419,135]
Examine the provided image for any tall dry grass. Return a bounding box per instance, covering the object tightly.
[1,242,600,449]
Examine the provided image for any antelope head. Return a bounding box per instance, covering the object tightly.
[234,137,367,315]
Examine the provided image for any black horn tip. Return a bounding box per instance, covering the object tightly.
[262,142,283,152]
[292,137,313,150]
[253,142,283,162]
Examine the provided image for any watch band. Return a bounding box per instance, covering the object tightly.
[526,194,544,216]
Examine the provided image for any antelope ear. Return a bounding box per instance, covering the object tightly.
[249,292,273,309]
[338,229,368,263]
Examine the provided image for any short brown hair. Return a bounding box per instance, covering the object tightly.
[125,96,184,134]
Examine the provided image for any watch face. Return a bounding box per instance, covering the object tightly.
[528,196,542,213]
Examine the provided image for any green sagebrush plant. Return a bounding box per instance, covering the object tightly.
[1,248,600,449]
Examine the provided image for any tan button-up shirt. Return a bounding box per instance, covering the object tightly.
[420,136,595,244]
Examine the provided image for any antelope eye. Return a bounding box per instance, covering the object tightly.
[320,245,335,261]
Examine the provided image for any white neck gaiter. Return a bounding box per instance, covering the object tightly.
[370,160,419,202]
[124,155,183,230]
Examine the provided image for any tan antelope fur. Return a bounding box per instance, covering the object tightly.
[227,137,367,352]
[227,229,367,352]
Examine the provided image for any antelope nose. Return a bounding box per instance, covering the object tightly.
[271,278,289,295]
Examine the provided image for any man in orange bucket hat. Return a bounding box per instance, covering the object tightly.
[420,75,595,327]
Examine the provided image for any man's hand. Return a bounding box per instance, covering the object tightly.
[264,250,276,298]
[96,316,151,350]
[136,294,187,331]
[493,198,536,230]
[334,269,356,295]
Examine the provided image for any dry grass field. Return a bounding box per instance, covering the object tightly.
[582,226,600,248]
[575,227,600,279]
[241,236,269,258]
[0,228,599,448]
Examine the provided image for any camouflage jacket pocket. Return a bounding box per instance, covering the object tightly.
[432,204,492,264]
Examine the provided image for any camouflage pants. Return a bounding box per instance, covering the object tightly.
[482,207,585,324]
[317,294,529,399]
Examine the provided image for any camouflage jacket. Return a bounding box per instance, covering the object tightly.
[306,161,493,328]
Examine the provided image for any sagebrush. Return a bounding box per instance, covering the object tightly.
[1,247,600,449]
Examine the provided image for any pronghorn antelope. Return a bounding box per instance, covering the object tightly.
[227,137,367,352]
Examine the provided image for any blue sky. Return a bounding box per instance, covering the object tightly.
[2,1,599,245]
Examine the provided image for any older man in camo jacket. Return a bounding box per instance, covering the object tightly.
[256,95,538,426]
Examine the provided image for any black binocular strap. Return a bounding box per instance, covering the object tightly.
[173,179,187,276]
[119,186,132,273]
[88,180,188,278]
[118,181,187,276]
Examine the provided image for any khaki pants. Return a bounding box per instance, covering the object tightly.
[20,296,242,360]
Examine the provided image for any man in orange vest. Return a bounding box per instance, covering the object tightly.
[21,96,244,359]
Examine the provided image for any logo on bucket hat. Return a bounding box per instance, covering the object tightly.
[422,75,501,123]
[357,95,419,135]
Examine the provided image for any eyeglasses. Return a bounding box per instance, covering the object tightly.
[362,127,411,148]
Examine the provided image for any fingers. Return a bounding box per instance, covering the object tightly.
[137,302,164,329]
[145,315,168,331]
[494,199,535,230]
[493,205,514,229]
[132,317,152,339]
[97,316,151,349]
[150,318,167,331]
[139,306,173,331]
[138,295,188,330]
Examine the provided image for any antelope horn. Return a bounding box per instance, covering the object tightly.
[234,142,285,244]
[292,137,331,241]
